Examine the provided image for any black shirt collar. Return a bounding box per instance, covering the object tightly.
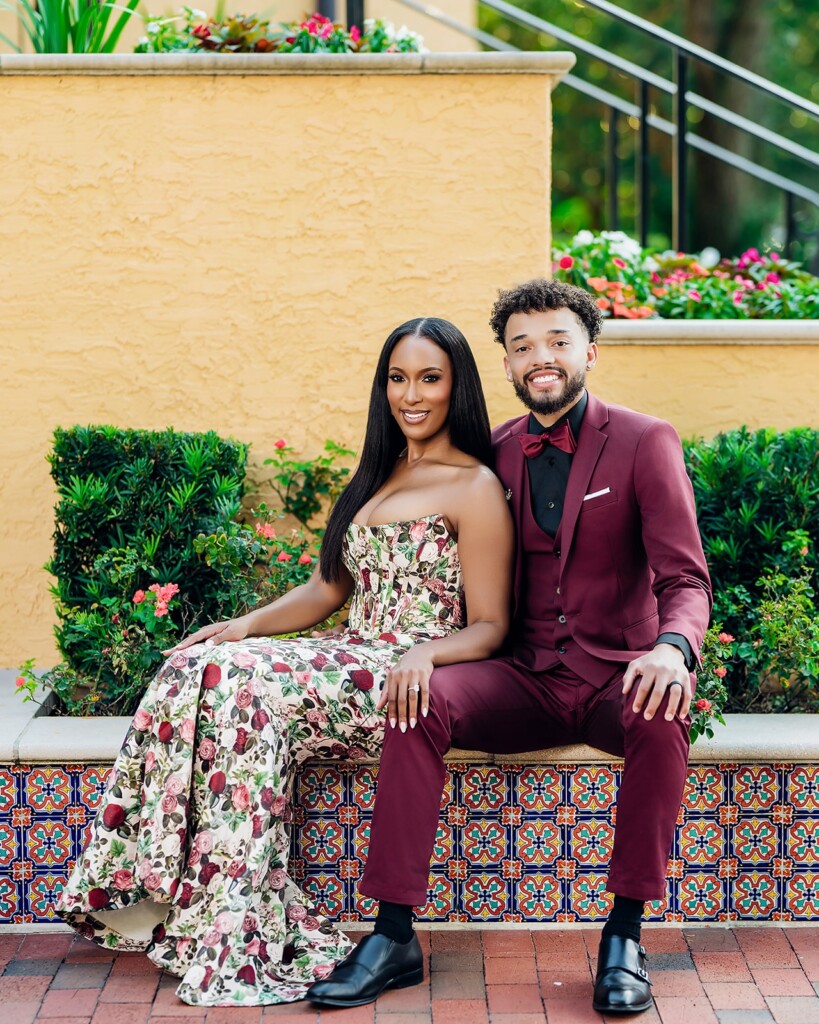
[527,389,588,439]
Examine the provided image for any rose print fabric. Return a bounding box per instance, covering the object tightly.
[57,515,463,1006]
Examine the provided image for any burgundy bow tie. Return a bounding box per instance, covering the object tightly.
[518,420,577,458]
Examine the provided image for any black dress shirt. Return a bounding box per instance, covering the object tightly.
[525,391,695,672]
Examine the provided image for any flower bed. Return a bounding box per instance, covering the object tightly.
[552,232,818,320]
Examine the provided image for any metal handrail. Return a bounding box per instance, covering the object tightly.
[576,0,819,119]
[368,0,818,254]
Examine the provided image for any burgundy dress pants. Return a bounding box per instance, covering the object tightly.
[359,659,690,906]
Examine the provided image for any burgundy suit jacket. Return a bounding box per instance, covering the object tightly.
[492,392,712,672]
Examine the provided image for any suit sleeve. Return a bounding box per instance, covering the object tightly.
[633,420,712,662]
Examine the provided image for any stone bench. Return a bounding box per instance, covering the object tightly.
[1,672,817,927]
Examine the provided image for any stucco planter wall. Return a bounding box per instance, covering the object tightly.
[1,674,817,928]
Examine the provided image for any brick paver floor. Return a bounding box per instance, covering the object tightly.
[2,926,819,1023]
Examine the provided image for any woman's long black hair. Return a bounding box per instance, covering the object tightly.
[319,317,493,582]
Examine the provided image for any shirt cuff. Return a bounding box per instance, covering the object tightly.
[654,633,695,672]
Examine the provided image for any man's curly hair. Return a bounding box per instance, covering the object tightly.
[489,279,604,347]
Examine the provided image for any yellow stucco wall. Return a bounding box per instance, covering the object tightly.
[0,56,562,667]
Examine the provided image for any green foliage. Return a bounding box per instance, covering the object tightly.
[40,425,248,714]
[263,439,355,534]
[552,232,818,320]
[0,0,141,53]
[689,626,730,743]
[27,429,352,717]
[135,11,424,54]
[684,426,819,712]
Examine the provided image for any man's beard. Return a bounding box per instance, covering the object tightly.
[511,368,586,417]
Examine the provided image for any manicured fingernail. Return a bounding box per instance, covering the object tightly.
[410,718,416,729]
[645,712,653,720]
[390,718,397,729]
[665,712,674,720]
[399,722,407,733]
[422,708,428,717]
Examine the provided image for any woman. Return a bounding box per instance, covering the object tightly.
[58,317,513,1006]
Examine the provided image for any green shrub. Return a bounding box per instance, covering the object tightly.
[684,428,819,712]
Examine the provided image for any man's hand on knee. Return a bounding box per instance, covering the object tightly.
[622,644,691,721]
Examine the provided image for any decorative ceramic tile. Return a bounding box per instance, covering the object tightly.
[2,760,819,925]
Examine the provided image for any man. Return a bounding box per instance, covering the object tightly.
[308,280,712,1015]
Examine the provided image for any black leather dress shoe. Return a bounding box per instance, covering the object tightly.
[306,932,424,1008]
[592,934,653,1014]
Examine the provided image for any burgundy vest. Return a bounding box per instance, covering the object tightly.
[511,474,563,672]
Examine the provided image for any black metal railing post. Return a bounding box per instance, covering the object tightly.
[638,81,650,245]
[673,51,689,252]
[606,106,619,230]
[347,0,364,30]
[785,192,795,258]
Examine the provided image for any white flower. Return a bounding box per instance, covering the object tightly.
[601,231,642,260]
[572,229,594,247]
[699,246,721,269]
[162,833,181,857]
[642,256,659,272]
[185,965,206,988]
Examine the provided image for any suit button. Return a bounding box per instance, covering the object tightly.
[558,615,566,624]
[547,501,555,509]
[556,587,561,595]
[554,549,561,558]
[558,646,567,655]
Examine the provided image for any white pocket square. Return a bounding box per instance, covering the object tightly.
[583,487,611,501]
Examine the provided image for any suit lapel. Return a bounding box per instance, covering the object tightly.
[560,393,609,566]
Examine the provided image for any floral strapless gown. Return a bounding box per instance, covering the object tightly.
[58,515,463,1006]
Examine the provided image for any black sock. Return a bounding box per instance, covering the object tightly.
[373,900,414,944]
[601,895,645,944]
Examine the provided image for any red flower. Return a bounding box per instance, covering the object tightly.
[87,887,110,910]
[202,664,221,689]
[274,438,287,449]
[350,669,374,691]
[198,862,219,885]
[298,553,313,565]
[132,590,146,604]
[272,662,292,673]
[252,814,264,838]
[714,666,728,678]
[335,651,359,665]
[260,787,275,810]
[718,632,735,643]
[209,771,227,794]
[102,804,126,830]
[15,677,25,689]
[233,728,249,754]
[158,721,174,743]
[237,964,256,984]
[311,653,330,670]
[350,24,360,42]
[277,551,292,562]
[558,255,574,270]
[251,708,270,730]
[695,698,713,712]
[177,882,194,908]
[612,256,627,269]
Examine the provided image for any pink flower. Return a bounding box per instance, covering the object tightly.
[718,632,734,644]
[302,915,320,931]
[732,291,744,305]
[272,794,288,816]
[195,831,214,854]
[170,651,188,669]
[154,602,168,618]
[286,903,308,922]
[714,666,728,678]
[179,717,195,743]
[165,774,185,796]
[313,962,334,979]
[243,912,258,933]
[215,911,236,934]
[765,272,780,283]
[15,676,25,689]
[255,522,276,539]
[800,546,809,556]
[688,290,702,302]
[274,439,287,449]
[132,708,151,733]
[112,869,135,891]
[133,590,146,604]
[298,553,312,565]
[161,793,178,814]
[295,671,312,688]
[202,927,222,947]
[612,256,627,269]
[234,686,253,709]
[232,784,251,811]
[558,255,574,270]
[277,551,292,562]
[144,871,162,891]
[350,25,360,42]
[245,937,261,955]
[269,868,286,889]
[198,737,216,762]
[145,750,156,772]
[233,651,257,671]
[695,698,712,712]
